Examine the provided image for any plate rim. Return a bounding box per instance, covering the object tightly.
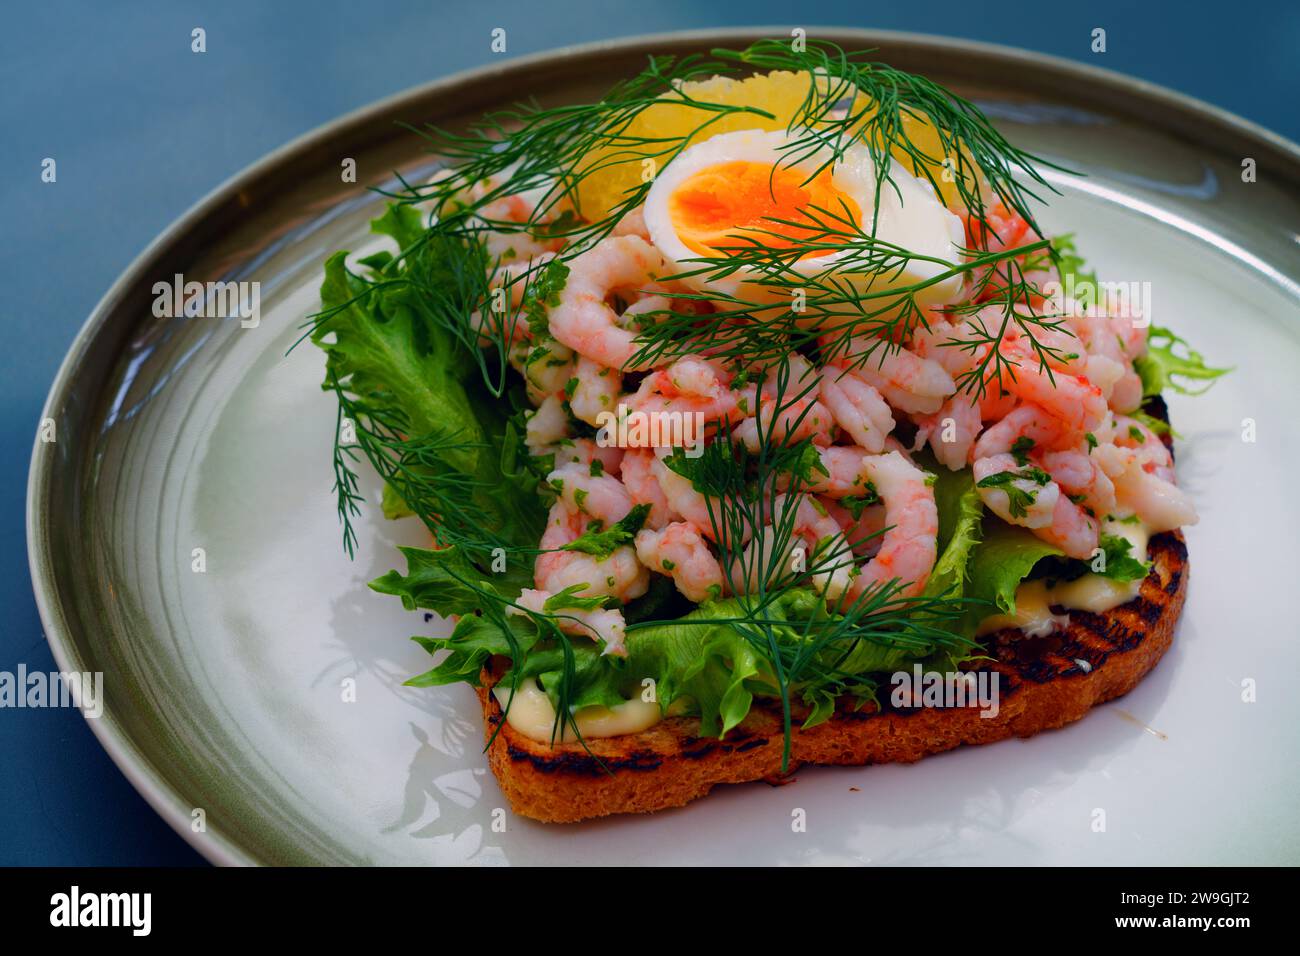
[26,26,1300,867]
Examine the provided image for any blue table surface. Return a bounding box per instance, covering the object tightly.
[1,0,1295,866]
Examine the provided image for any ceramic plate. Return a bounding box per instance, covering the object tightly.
[29,29,1300,865]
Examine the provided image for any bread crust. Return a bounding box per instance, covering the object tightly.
[474,531,1188,824]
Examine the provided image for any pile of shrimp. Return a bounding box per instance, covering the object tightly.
[468,188,1197,657]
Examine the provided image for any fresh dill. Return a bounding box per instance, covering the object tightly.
[310,39,1082,757]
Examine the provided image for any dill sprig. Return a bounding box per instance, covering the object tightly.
[388,51,774,258]
[373,39,1076,404]
[622,200,1064,398]
[327,372,503,558]
[711,39,1069,236]
[422,559,618,768]
[318,40,1058,757]
[306,219,546,564]
[640,357,975,768]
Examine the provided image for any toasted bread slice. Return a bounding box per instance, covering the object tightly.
[474,530,1188,823]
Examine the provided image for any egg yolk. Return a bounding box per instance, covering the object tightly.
[668,160,861,258]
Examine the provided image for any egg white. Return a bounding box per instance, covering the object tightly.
[643,128,965,306]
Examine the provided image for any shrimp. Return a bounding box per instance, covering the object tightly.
[1093,439,1196,533]
[967,202,1032,256]
[1106,461,1197,533]
[1000,318,1089,377]
[546,463,633,525]
[1065,310,1144,412]
[620,448,679,530]
[912,317,980,376]
[634,522,724,602]
[648,450,738,542]
[568,355,622,427]
[460,168,569,262]
[628,355,741,428]
[911,316,992,468]
[610,204,650,241]
[994,349,1108,434]
[817,365,895,453]
[973,452,1099,559]
[726,525,799,597]
[1039,448,1117,516]
[732,395,835,451]
[973,453,1059,529]
[1077,353,1131,411]
[509,336,574,402]
[833,338,955,415]
[971,403,1078,461]
[729,354,835,449]
[825,498,887,558]
[781,494,855,601]
[795,446,876,499]
[971,405,1106,556]
[514,588,629,657]
[946,305,1101,429]
[468,253,557,346]
[843,451,939,599]
[563,439,624,477]
[548,235,670,370]
[618,279,698,341]
[524,402,625,475]
[722,493,849,597]
[914,394,982,471]
[964,204,1055,304]
[1059,290,1148,364]
[534,501,649,601]
[979,387,1020,423]
[1114,311,1149,361]
[525,395,569,453]
[1112,414,1176,482]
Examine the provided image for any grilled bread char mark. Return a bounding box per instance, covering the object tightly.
[474,530,1187,823]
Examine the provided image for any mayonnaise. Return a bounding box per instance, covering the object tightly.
[976,519,1151,637]
[492,677,663,743]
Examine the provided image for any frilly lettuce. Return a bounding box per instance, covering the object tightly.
[962,520,1064,629]
[1134,324,1230,397]
[312,203,545,572]
[376,456,989,740]
[922,458,984,602]
[375,544,790,736]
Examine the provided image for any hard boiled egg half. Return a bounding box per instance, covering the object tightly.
[643,128,965,307]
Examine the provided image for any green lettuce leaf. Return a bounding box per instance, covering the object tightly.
[1134,324,1230,397]
[962,519,1064,630]
[381,537,949,739]
[380,482,414,520]
[924,462,985,602]
[312,203,546,563]
[371,545,514,618]
[407,613,536,689]
[370,202,428,256]
[384,549,788,734]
